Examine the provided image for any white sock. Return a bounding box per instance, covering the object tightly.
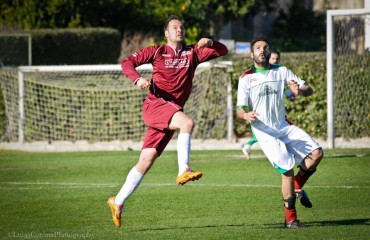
[177,132,191,175]
[114,167,144,205]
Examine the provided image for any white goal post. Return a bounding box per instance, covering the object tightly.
[326,6,370,149]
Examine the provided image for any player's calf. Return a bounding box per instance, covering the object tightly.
[284,195,305,228]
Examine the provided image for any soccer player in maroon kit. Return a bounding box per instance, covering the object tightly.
[107,15,228,227]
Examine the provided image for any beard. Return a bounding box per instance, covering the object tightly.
[253,56,269,66]
[253,52,270,67]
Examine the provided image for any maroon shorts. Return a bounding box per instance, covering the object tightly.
[142,97,182,156]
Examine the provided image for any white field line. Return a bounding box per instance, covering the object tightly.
[0,181,368,190]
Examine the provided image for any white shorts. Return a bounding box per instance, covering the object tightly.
[252,124,321,173]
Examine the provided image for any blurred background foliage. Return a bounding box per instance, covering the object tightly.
[0,0,326,52]
[1,0,367,140]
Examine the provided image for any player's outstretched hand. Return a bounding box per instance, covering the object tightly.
[197,38,213,48]
[288,80,314,97]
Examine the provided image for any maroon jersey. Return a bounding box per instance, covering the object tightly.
[121,41,228,107]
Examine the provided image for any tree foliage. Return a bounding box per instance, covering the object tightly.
[268,1,326,52]
[0,0,272,41]
[1,0,326,50]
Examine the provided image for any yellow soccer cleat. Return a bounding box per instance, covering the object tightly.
[176,168,203,185]
[107,196,123,227]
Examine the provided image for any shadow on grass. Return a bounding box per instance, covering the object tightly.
[262,218,370,229]
[132,223,246,232]
[306,218,370,226]
[130,218,370,232]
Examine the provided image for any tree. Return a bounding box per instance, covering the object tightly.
[1,0,274,42]
[0,0,77,29]
[0,0,128,30]
[269,1,326,52]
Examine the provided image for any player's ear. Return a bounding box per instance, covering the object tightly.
[165,31,169,38]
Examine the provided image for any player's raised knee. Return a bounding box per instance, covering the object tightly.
[182,118,195,132]
[312,148,324,161]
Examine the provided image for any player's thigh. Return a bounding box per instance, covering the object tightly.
[259,137,289,162]
[142,98,180,130]
[284,125,321,163]
[143,127,175,156]
[254,128,294,171]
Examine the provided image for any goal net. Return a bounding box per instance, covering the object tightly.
[326,8,370,148]
[0,63,231,144]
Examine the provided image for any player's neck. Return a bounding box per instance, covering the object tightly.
[254,62,270,69]
[167,42,183,52]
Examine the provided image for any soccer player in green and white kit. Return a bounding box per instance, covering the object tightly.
[240,50,296,160]
[236,35,324,228]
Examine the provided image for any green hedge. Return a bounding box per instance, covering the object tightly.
[0,28,121,66]
[0,35,30,66]
[1,52,369,142]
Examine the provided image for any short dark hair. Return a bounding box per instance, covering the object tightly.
[164,15,182,31]
[250,34,270,50]
[271,49,280,57]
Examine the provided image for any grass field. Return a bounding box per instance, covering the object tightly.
[0,148,369,240]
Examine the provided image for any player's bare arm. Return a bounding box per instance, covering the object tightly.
[288,80,314,97]
[197,38,213,48]
[236,108,259,123]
